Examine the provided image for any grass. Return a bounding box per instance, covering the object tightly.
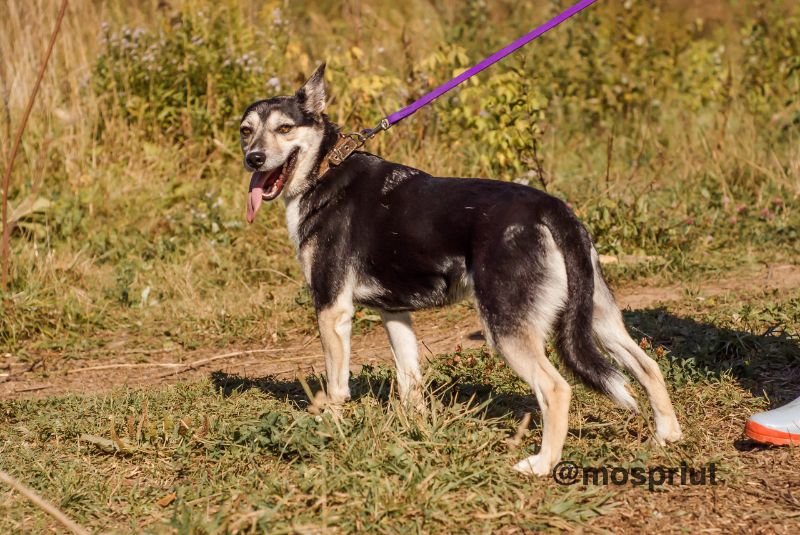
[1,0,799,355]
[0,372,756,532]
[2,288,799,532]
[1,0,800,532]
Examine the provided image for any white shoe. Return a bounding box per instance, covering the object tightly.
[745,396,800,446]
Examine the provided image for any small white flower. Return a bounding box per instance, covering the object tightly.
[141,286,151,307]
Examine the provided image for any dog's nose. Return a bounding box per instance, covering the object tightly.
[246,151,266,168]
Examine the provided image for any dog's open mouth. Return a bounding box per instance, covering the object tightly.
[246,149,299,224]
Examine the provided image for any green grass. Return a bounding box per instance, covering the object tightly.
[625,287,800,403]
[0,363,757,533]
[2,0,799,355]
[2,287,799,532]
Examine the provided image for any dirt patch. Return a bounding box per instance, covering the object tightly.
[614,263,800,311]
[2,263,798,400]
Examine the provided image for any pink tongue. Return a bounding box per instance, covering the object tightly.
[247,187,264,224]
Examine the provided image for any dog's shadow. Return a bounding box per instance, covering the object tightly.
[623,307,800,406]
[209,369,539,422]
[210,306,799,444]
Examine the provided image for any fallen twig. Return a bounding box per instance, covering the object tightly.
[14,384,52,393]
[154,348,315,379]
[82,347,168,356]
[66,346,309,376]
[0,469,90,535]
[66,362,183,374]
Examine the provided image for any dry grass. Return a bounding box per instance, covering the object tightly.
[1,288,799,533]
[1,0,799,353]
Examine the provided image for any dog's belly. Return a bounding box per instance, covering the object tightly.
[353,261,472,312]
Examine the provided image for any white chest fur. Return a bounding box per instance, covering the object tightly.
[284,196,301,249]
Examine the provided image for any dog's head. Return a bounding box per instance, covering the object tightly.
[241,64,328,223]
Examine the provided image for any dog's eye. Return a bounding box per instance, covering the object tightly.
[277,125,293,134]
[240,126,252,137]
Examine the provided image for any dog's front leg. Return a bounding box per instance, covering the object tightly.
[318,295,354,404]
[380,311,424,409]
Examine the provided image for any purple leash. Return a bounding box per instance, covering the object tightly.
[331,0,599,164]
[386,0,598,126]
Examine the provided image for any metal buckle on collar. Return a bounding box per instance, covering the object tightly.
[328,118,391,167]
[328,132,366,167]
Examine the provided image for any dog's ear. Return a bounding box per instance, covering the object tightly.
[296,63,327,116]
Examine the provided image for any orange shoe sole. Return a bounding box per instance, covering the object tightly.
[745,420,800,446]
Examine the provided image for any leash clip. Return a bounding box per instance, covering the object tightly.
[323,117,391,175]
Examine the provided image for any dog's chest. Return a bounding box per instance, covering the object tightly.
[284,197,302,248]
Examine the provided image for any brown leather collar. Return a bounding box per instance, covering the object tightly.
[315,119,390,178]
[316,132,369,178]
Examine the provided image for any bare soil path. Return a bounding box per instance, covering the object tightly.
[2,263,798,400]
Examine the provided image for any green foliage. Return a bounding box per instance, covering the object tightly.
[450,66,549,180]
[232,409,333,459]
[520,1,727,123]
[4,0,800,354]
[92,2,287,144]
[430,347,526,395]
[740,3,800,122]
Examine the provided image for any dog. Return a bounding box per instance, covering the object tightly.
[239,64,682,476]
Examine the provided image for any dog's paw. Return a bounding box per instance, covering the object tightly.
[513,455,553,477]
[326,389,351,405]
[400,389,427,414]
[655,418,683,445]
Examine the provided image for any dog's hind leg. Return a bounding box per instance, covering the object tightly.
[318,292,355,404]
[380,311,424,409]
[591,253,682,444]
[495,331,572,476]
[472,223,573,476]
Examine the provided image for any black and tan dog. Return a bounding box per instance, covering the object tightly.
[240,64,682,476]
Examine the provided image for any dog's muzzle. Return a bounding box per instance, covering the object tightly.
[245,148,299,224]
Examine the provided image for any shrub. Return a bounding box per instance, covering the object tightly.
[740,3,800,124]
[92,3,287,145]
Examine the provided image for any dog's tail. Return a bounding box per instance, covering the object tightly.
[544,206,638,411]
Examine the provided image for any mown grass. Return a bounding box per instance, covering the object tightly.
[2,287,799,532]
[0,361,764,533]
